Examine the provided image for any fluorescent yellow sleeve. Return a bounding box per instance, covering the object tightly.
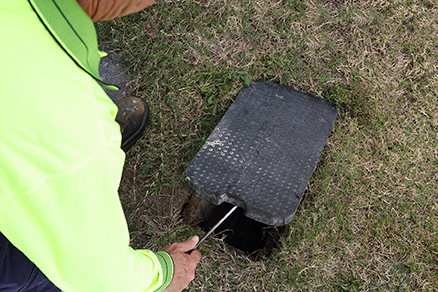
[0,1,173,291]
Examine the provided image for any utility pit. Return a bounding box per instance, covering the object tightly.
[182,199,286,258]
[184,81,337,255]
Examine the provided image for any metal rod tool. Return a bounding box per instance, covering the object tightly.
[187,205,238,254]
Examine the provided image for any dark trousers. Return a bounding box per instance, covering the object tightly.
[0,233,61,292]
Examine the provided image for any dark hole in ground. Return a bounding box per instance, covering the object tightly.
[198,202,286,259]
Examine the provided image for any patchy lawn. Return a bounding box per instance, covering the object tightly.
[97,0,438,290]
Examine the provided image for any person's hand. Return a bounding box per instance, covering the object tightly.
[77,0,155,22]
[161,236,202,292]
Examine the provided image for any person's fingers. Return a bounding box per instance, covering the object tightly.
[175,236,199,252]
[161,237,202,291]
[185,248,201,264]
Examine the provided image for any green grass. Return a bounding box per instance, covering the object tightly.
[96,0,438,290]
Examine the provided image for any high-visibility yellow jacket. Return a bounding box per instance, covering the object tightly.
[0,1,173,291]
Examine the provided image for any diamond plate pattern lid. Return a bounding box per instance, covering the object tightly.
[185,81,337,226]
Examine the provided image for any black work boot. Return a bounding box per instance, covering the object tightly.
[115,96,150,152]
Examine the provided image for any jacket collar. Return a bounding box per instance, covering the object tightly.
[28,0,117,90]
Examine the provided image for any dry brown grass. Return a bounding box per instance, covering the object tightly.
[97,0,438,290]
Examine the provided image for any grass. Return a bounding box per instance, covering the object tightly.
[96,0,438,290]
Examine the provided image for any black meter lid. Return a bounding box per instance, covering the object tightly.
[185,81,337,226]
